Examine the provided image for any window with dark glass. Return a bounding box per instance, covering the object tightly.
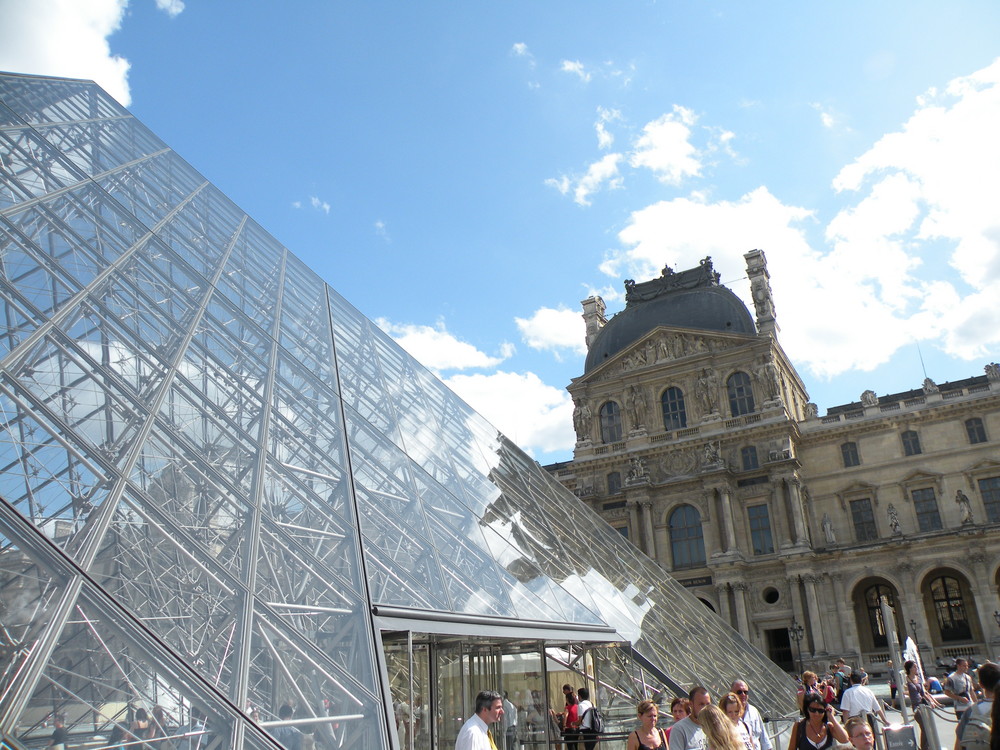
[747,504,774,555]
[911,487,942,531]
[669,504,706,569]
[607,471,622,495]
[841,441,860,468]
[931,575,972,641]
[615,525,629,539]
[599,401,623,443]
[901,430,922,456]
[727,372,756,417]
[965,417,987,444]
[661,386,687,431]
[978,476,1000,523]
[741,446,759,471]
[850,498,878,541]
[864,584,896,649]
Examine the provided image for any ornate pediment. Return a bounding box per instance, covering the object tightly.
[586,328,754,382]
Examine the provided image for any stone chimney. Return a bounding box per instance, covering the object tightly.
[581,295,607,350]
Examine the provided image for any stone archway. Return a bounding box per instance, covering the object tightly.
[850,576,902,655]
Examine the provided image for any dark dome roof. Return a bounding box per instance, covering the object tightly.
[584,284,756,374]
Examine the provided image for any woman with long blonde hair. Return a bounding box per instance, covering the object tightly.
[699,705,743,750]
[719,693,755,750]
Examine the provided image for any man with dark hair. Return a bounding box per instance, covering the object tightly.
[946,659,978,720]
[954,662,999,750]
[669,686,710,750]
[577,687,598,750]
[840,670,887,726]
[456,690,505,750]
[268,704,302,750]
[731,679,771,750]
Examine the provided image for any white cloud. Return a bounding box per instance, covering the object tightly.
[309,196,331,214]
[828,56,1000,361]
[560,60,591,83]
[628,106,701,184]
[573,153,623,206]
[811,102,837,129]
[0,0,131,105]
[155,0,185,17]
[376,318,512,372]
[374,219,390,241]
[445,371,575,456]
[291,201,302,209]
[515,307,587,357]
[595,106,621,149]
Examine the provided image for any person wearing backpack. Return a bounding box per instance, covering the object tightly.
[577,687,602,750]
[954,661,999,750]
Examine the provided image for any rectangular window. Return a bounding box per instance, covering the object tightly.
[902,430,922,456]
[747,504,774,555]
[607,471,622,495]
[741,446,759,471]
[911,487,943,531]
[966,418,987,444]
[979,476,1000,523]
[850,498,878,541]
[841,442,860,467]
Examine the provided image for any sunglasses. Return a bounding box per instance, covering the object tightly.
[735,690,749,695]
[808,707,826,715]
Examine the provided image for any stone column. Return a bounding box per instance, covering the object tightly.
[784,475,809,548]
[639,500,657,561]
[627,499,642,553]
[700,489,722,558]
[802,574,828,655]
[829,572,861,656]
[968,552,999,645]
[733,582,751,638]
[715,583,735,630]
[827,573,847,652]
[774,485,794,549]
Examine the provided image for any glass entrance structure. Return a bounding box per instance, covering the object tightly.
[0,72,795,750]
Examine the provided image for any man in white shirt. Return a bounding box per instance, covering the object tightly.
[577,687,596,750]
[840,671,887,725]
[945,659,977,720]
[456,691,504,750]
[669,686,711,750]
[731,679,772,750]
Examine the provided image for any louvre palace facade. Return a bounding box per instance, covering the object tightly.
[0,73,803,750]
[549,252,1000,678]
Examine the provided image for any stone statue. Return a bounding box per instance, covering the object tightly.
[625,385,648,429]
[756,358,781,402]
[861,390,878,407]
[696,369,719,415]
[887,503,901,535]
[805,402,819,419]
[986,362,1000,382]
[822,513,836,544]
[956,490,974,525]
[627,456,648,482]
[572,399,592,439]
[702,440,723,467]
[922,377,939,394]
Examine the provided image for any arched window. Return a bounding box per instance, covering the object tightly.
[661,386,687,431]
[966,418,987,444]
[864,584,897,649]
[901,430,922,456]
[931,575,972,641]
[599,401,623,443]
[669,504,706,569]
[727,372,755,417]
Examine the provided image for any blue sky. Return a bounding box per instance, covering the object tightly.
[3,1,1000,464]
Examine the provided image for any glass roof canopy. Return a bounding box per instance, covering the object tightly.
[0,72,794,750]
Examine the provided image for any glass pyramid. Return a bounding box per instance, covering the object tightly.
[0,72,794,750]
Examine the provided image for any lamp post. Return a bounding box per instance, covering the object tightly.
[788,618,805,676]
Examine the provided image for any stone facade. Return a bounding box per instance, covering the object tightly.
[549,251,1000,676]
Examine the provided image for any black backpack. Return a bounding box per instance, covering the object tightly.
[582,706,604,734]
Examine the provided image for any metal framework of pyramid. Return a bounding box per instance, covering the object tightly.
[0,72,794,750]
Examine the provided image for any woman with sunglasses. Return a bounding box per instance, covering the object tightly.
[787,691,848,750]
